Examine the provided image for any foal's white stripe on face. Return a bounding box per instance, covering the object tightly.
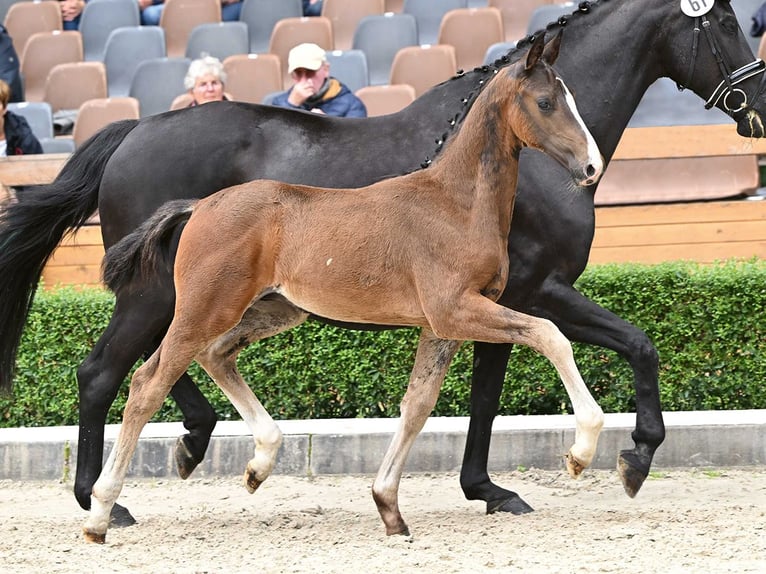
[556,77,604,181]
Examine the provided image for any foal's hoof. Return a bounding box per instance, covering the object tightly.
[243,464,264,494]
[109,503,137,528]
[82,528,106,544]
[565,452,587,479]
[175,435,201,480]
[617,450,649,498]
[486,493,534,515]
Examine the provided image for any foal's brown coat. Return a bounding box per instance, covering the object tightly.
[84,33,604,542]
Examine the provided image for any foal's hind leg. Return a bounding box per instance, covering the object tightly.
[196,299,309,493]
[371,330,461,537]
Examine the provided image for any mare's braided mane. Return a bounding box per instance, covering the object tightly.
[420,0,600,169]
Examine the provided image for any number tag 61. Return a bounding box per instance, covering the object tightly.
[681,0,715,17]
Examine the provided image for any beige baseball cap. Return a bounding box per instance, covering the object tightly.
[287,43,327,74]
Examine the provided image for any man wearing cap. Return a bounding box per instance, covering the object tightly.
[272,43,367,118]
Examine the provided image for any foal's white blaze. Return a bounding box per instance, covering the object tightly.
[557,77,604,186]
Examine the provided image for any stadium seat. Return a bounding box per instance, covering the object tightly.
[20,31,83,102]
[103,26,166,97]
[43,61,107,113]
[437,7,504,71]
[185,21,249,61]
[403,0,466,46]
[3,1,61,60]
[389,44,456,97]
[355,84,416,116]
[352,13,417,86]
[326,49,369,93]
[72,96,140,147]
[222,53,283,104]
[8,100,53,139]
[384,0,404,12]
[321,0,383,51]
[160,0,221,58]
[489,0,552,42]
[483,41,516,65]
[526,3,574,35]
[79,0,141,61]
[128,57,190,117]
[268,16,334,89]
[238,0,303,54]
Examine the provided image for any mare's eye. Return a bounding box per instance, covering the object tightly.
[537,98,552,112]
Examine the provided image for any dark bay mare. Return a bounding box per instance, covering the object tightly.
[1,0,765,524]
[84,33,604,542]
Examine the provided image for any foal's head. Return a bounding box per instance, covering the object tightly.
[508,31,603,187]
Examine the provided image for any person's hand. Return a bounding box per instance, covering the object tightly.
[287,79,316,107]
[60,0,86,21]
[137,0,153,9]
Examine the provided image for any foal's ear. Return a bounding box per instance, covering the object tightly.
[525,32,546,71]
[543,29,563,65]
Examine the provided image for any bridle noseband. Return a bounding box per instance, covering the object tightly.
[677,13,766,121]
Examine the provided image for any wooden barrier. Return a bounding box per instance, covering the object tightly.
[1,128,765,288]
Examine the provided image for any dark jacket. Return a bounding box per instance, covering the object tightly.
[272,78,367,118]
[4,110,43,155]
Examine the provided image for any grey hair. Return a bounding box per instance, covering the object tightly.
[184,55,227,90]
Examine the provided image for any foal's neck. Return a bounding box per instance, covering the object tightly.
[427,71,522,232]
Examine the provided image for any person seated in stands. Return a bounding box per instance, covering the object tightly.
[272,43,367,118]
[184,56,230,106]
[59,0,87,30]
[303,0,323,16]
[139,0,242,26]
[0,80,42,156]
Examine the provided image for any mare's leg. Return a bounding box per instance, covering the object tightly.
[530,281,664,496]
[429,293,605,476]
[460,341,534,515]
[371,330,462,537]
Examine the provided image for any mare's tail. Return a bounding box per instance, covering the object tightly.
[102,199,197,296]
[0,119,139,393]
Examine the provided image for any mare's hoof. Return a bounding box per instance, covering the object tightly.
[486,493,534,515]
[109,503,137,528]
[617,450,649,498]
[175,435,201,480]
[565,452,587,479]
[385,523,411,537]
[82,529,106,544]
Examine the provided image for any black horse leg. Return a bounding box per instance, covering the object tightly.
[533,280,665,496]
[169,372,217,479]
[460,341,534,515]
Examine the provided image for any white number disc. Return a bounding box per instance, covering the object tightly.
[681,0,714,17]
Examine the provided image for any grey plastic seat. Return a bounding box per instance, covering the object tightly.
[352,13,418,86]
[238,0,302,53]
[526,3,575,35]
[403,0,466,46]
[326,49,369,93]
[40,137,76,153]
[129,57,191,117]
[185,21,249,60]
[80,0,141,61]
[628,78,730,127]
[103,26,167,97]
[733,0,763,55]
[8,101,54,139]
[483,41,516,65]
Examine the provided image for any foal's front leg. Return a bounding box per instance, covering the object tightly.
[371,329,461,537]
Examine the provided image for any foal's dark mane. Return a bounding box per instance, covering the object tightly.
[420,0,598,171]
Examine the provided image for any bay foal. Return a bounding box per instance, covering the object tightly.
[85,32,604,542]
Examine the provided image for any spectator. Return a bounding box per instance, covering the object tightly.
[60,0,87,30]
[139,0,243,26]
[0,79,43,156]
[184,56,229,106]
[303,0,323,17]
[272,43,367,117]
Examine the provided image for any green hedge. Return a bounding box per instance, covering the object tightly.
[1,260,764,428]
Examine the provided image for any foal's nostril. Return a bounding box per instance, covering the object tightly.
[586,164,596,178]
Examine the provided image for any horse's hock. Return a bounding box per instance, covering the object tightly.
[1,131,765,289]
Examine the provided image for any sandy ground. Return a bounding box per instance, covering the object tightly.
[1,467,764,574]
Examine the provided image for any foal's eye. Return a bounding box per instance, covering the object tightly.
[537,98,552,112]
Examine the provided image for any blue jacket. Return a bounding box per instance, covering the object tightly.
[272,78,367,118]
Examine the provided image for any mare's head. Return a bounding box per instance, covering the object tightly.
[659,0,766,137]
[508,31,603,187]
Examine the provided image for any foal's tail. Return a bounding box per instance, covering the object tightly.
[102,199,197,295]
[0,119,139,393]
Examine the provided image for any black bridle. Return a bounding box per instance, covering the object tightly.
[677,13,766,121]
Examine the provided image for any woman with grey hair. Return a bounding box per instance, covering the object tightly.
[183,56,229,106]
